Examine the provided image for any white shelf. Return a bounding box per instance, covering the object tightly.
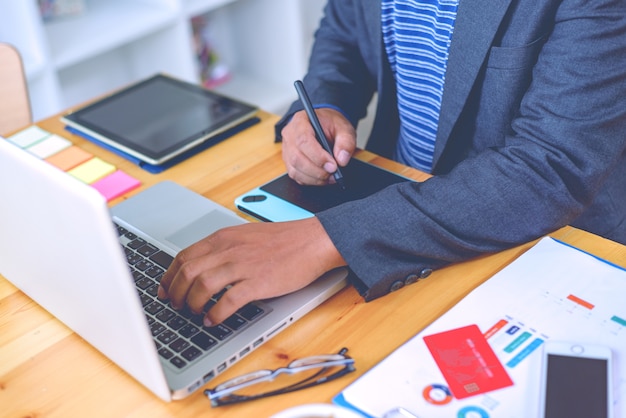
[214,73,295,115]
[0,0,325,121]
[0,0,46,78]
[21,51,47,80]
[44,0,177,70]
[183,0,237,17]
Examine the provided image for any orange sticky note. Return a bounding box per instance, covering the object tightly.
[45,146,93,171]
[68,157,116,184]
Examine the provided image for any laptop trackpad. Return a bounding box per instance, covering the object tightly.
[166,210,244,249]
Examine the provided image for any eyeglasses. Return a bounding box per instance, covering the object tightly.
[205,347,355,407]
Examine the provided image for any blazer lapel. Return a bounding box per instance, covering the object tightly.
[433,0,513,167]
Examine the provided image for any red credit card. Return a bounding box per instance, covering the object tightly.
[423,324,513,399]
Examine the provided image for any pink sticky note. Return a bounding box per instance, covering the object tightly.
[91,170,141,201]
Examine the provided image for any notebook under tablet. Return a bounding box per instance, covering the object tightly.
[0,137,348,401]
[61,74,258,166]
[235,158,412,222]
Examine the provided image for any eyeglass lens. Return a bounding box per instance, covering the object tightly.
[206,348,354,406]
[220,362,348,397]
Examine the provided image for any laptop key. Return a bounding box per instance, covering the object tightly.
[157,330,177,345]
[150,322,166,337]
[139,294,152,306]
[169,338,190,353]
[191,332,218,350]
[189,314,204,327]
[177,306,207,328]
[181,346,202,362]
[156,308,176,322]
[223,314,247,331]
[127,237,145,249]
[205,324,232,340]
[136,277,154,290]
[124,231,137,240]
[150,251,174,269]
[170,357,187,369]
[179,323,200,338]
[131,269,144,281]
[145,301,165,315]
[238,304,264,321]
[146,283,159,297]
[167,316,187,330]
[134,259,154,271]
[144,265,164,278]
[137,243,159,257]
[159,347,174,359]
[127,253,143,265]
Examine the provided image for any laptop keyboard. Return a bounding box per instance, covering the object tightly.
[115,223,267,370]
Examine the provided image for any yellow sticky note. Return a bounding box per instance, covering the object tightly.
[68,157,116,184]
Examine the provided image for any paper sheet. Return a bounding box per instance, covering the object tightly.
[335,237,626,417]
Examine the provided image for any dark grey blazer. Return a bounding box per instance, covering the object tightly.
[277,0,626,301]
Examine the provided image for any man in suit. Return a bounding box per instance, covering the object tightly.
[159,0,626,326]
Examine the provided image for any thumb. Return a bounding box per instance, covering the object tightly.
[333,124,357,167]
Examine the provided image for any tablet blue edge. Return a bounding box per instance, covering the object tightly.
[65,117,260,174]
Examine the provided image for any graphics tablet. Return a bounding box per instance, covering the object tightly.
[235,158,412,222]
[62,74,258,166]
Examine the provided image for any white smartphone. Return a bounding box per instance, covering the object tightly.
[538,340,613,418]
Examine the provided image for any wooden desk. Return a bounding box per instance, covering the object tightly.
[2,111,625,417]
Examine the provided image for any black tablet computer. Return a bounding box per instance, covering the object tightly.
[235,158,412,222]
[62,74,258,166]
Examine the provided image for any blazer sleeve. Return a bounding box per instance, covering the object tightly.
[317,0,626,301]
[275,0,378,141]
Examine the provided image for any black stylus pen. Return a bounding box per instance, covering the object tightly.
[294,80,346,190]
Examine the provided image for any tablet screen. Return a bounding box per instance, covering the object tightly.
[62,75,257,164]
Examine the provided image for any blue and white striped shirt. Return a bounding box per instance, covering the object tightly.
[382,0,459,173]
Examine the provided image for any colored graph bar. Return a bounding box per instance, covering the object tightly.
[506,338,544,368]
[566,294,594,310]
[484,319,508,339]
[504,331,531,353]
[611,315,626,327]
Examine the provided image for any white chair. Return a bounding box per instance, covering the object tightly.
[0,43,32,136]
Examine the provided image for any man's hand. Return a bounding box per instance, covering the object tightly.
[281,108,356,185]
[157,216,346,326]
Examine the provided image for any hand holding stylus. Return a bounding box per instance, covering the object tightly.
[294,80,347,190]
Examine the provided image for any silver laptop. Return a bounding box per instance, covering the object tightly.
[0,137,348,401]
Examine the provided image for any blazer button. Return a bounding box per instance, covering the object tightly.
[404,274,419,285]
[419,268,433,279]
[389,280,405,292]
